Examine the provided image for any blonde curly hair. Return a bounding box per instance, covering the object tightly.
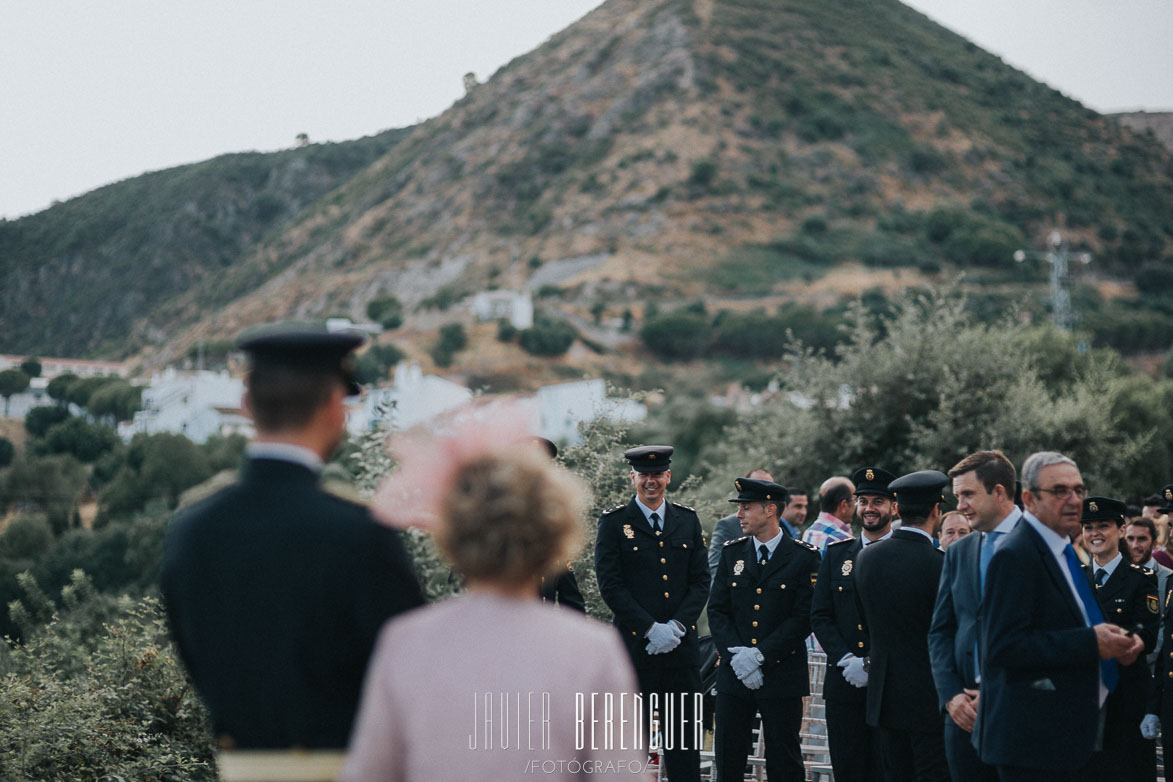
[435,446,587,584]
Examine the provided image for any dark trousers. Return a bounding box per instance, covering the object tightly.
[944,716,998,782]
[825,699,886,782]
[880,726,949,782]
[635,665,701,782]
[714,692,804,782]
[997,764,1096,782]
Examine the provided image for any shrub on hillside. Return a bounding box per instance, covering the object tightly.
[518,315,577,357]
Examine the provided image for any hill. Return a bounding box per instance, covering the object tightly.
[2,0,1171,375]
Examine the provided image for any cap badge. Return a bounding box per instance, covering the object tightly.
[733,560,745,576]
[866,469,874,481]
[1089,501,1098,512]
[623,524,635,539]
[735,480,742,491]
[1167,488,1173,501]
[841,560,853,576]
[649,453,656,460]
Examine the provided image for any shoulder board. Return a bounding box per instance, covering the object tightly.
[670,501,696,512]
[1130,562,1141,569]
[602,505,625,516]
[723,536,748,547]
[798,539,819,552]
[826,537,858,549]
[1142,565,1155,575]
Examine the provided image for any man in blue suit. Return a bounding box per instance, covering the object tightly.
[929,450,1021,782]
[978,451,1144,781]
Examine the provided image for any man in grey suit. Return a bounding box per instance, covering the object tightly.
[929,450,1021,782]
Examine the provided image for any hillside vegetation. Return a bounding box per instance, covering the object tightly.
[1,0,1170,375]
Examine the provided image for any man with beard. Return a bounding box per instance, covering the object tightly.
[929,450,1021,782]
[979,452,1143,781]
[810,466,895,782]
[594,445,708,782]
[1081,497,1158,782]
[1125,516,1171,665]
[856,469,950,782]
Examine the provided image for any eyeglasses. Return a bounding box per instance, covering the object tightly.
[1032,485,1087,500]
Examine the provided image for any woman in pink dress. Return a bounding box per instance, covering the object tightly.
[340,423,644,782]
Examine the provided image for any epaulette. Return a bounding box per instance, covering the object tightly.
[798,539,819,552]
[724,536,748,546]
[1129,562,1141,570]
[670,501,696,512]
[825,536,858,549]
[1140,565,1155,576]
[602,505,625,516]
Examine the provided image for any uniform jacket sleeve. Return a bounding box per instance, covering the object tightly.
[594,507,656,634]
[673,508,711,629]
[758,546,819,664]
[928,542,965,710]
[810,544,849,665]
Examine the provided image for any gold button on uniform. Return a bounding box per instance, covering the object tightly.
[754,605,760,611]
[780,584,786,590]
[858,642,865,648]
[664,592,670,598]
[752,621,758,627]
[837,586,843,592]
[858,624,863,631]
[659,542,664,548]
[751,639,757,644]
[756,588,762,594]
[662,575,668,581]
[660,558,666,564]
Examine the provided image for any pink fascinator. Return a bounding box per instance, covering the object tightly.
[370,401,538,530]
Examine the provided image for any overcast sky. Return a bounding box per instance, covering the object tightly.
[2,0,1170,220]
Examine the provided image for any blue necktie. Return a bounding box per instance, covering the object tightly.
[979,530,1003,592]
[1062,544,1118,693]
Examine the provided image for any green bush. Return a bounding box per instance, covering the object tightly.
[518,316,577,357]
[366,295,404,330]
[38,418,119,463]
[496,318,518,343]
[0,438,12,469]
[639,311,712,360]
[0,574,215,781]
[430,323,467,368]
[23,405,70,438]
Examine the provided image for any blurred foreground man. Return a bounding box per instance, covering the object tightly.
[856,469,950,782]
[978,452,1143,781]
[709,477,820,782]
[810,466,895,782]
[163,325,424,760]
[594,445,707,782]
[929,450,1020,782]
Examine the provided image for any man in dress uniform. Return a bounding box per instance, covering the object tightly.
[929,450,1021,782]
[709,468,777,579]
[1124,517,1171,666]
[978,452,1143,781]
[162,324,425,755]
[709,477,821,782]
[594,445,708,782]
[810,466,895,782]
[1080,496,1159,782]
[855,469,950,782]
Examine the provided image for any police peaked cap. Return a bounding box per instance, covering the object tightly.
[1081,496,1127,524]
[852,466,896,498]
[729,478,788,504]
[624,445,673,472]
[237,322,365,396]
[889,470,949,504]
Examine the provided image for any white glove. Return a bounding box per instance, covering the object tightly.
[838,654,868,688]
[669,620,686,638]
[1141,713,1160,740]
[739,667,764,690]
[729,647,761,679]
[645,622,682,654]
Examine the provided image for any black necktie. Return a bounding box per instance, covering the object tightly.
[1095,568,1107,587]
[759,544,769,567]
[651,512,661,534]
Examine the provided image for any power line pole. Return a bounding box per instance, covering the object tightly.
[1013,230,1092,330]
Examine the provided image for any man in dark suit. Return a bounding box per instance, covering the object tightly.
[978,451,1143,781]
[594,445,709,782]
[162,324,425,752]
[929,450,1021,782]
[856,469,950,782]
[1080,496,1159,782]
[810,466,895,782]
[709,477,821,782]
